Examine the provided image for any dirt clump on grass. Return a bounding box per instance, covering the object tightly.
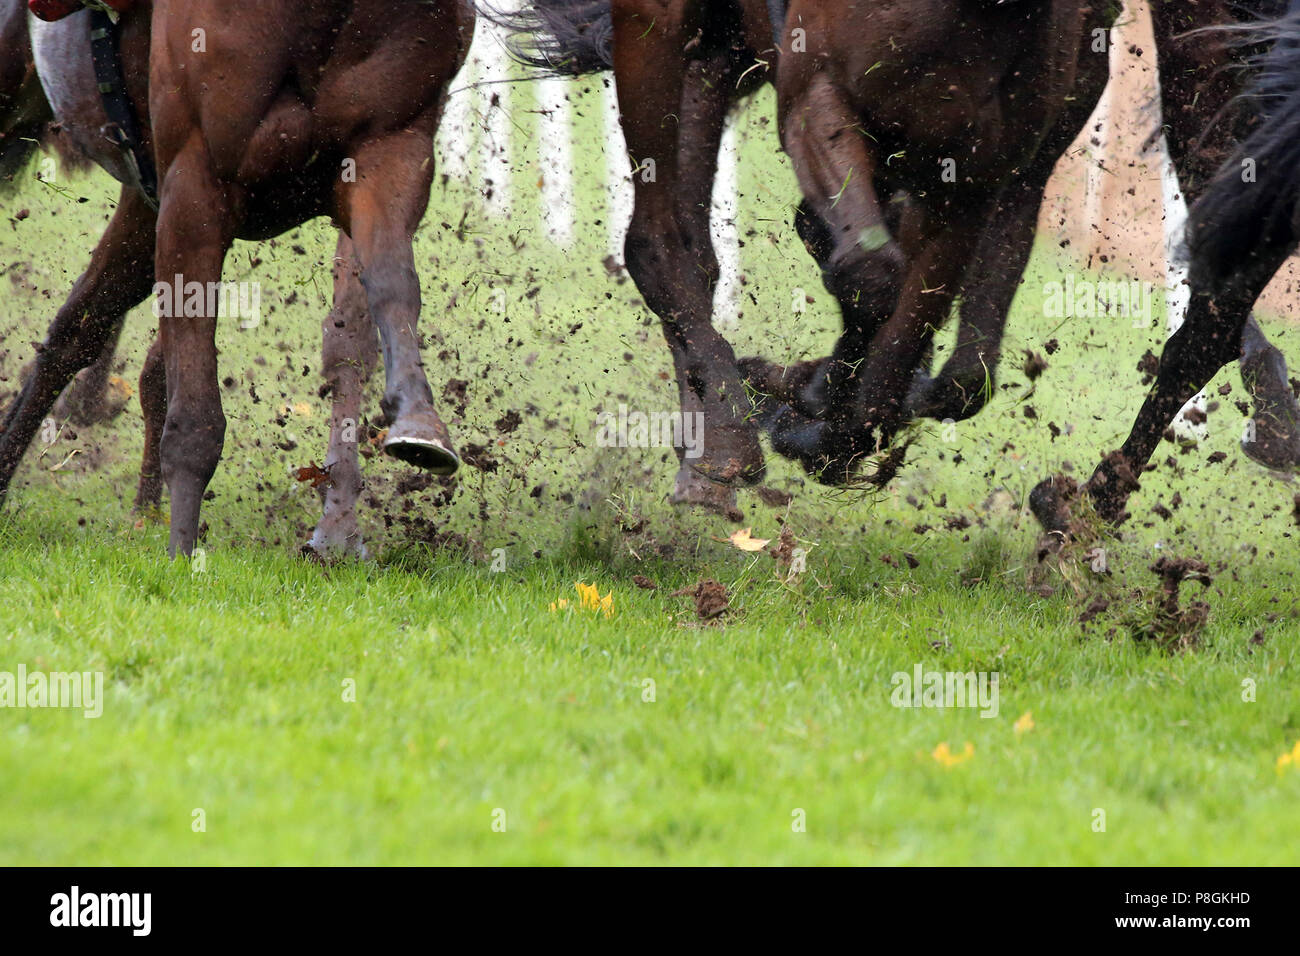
[1128,556,1213,649]
[674,579,730,621]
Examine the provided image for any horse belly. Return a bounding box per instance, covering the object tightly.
[28,9,133,184]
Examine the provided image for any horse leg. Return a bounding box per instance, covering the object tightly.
[741,195,919,420]
[668,51,759,514]
[306,233,377,558]
[762,73,906,478]
[0,186,154,500]
[904,126,1085,423]
[133,334,166,513]
[154,140,234,558]
[613,2,765,507]
[53,318,130,426]
[1150,0,1300,470]
[1238,317,1300,469]
[1031,252,1291,533]
[339,133,457,476]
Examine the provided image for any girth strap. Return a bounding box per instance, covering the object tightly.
[87,6,158,209]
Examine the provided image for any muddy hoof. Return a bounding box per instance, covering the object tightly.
[303,527,368,561]
[671,466,743,521]
[904,366,988,423]
[1029,475,1077,536]
[384,414,459,475]
[687,421,766,487]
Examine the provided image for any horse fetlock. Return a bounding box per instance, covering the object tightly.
[671,465,743,521]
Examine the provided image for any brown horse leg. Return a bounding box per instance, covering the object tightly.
[340,134,456,476]
[904,60,1106,423]
[0,186,155,501]
[666,51,758,514]
[1031,250,1292,533]
[133,335,166,513]
[154,140,235,558]
[613,2,765,501]
[53,319,130,426]
[306,233,378,558]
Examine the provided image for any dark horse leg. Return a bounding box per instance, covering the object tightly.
[1033,3,1300,531]
[744,4,1114,427]
[612,0,766,507]
[765,70,984,480]
[1032,250,1294,534]
[1150,0,1300,471]
[903,38,1110,423]
[0,186,156,501]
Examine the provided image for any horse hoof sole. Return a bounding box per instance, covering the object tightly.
[384,436,460,475]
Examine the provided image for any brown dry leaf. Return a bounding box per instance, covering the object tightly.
[295,463,332,489]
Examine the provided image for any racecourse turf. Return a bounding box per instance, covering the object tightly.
[1,83,1298,864]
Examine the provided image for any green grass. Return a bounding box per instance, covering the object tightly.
[1,82,1299,864]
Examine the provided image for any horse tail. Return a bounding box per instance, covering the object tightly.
[479,1,613,76]
[1188,2,1300,278]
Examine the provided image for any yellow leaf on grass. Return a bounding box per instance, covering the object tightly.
[932,741,974,768]
[1014,711,1035,735]
[728,528,771,552]
[573,582,615,618]
[1277,740,1300,771]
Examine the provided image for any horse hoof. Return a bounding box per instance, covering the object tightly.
[56,373,133,427]
[1028,475,1077,536]
[303,529,368,562]
[671,466,743,521]
[1240,322,1300,471]
[384,415,459,475]
[739,355,828,418]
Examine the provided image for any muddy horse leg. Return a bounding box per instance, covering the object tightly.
[339,133,456,477]
[0,186,155,501]
[613,1,764,510]
[1031,251,1291,532]
[306,233,378,558]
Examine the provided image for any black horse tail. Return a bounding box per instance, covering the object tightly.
[1188,2,1300,279]
[480,1,613,76]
